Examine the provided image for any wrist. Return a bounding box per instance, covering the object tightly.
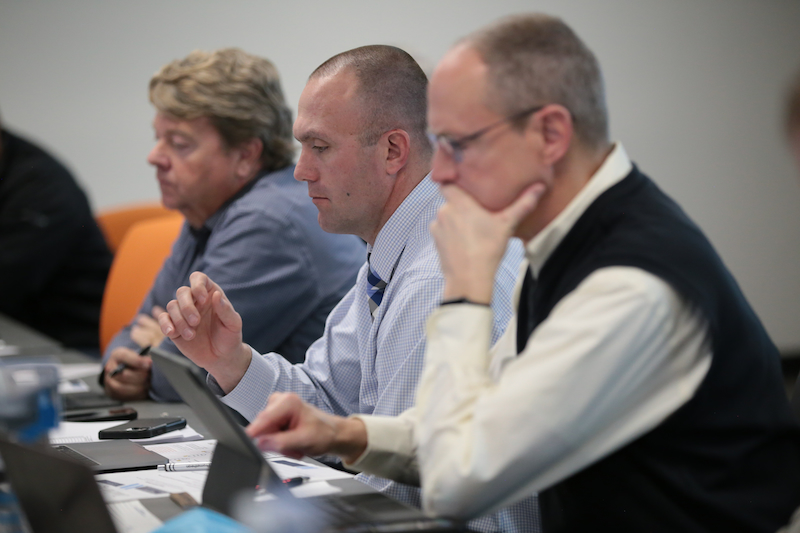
[332,416,368,465]
[443,280,492,306]
[212,343,252,394]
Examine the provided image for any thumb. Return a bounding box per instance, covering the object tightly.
[502,182,547,227]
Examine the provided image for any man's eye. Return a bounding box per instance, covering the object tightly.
[312,145,328,154]
[171,140,190,151]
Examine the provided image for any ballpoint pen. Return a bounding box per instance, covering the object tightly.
[157,462,212,472]
[109,345,151,377]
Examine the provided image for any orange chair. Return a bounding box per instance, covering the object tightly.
[96,202,177,253]
[99,214,184,353]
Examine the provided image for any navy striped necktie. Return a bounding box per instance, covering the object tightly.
[366,256,387,318]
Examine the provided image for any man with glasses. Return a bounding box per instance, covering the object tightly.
[245,14,800,531]
[159,45,527,532]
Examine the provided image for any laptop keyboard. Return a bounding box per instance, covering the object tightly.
[315,498,462,532]
[53,445,100,467]
[315,497,374,524]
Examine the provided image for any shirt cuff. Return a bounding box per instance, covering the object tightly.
[424,304,494,372]
[344,414,419,486]
[210,346,276,422]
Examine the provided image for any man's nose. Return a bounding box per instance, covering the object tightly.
[147,143,168,168]
[430,146,458,185]
[293,147,317,183]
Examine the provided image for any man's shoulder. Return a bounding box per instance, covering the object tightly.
[219,166,311,226]
[2,130,83,192]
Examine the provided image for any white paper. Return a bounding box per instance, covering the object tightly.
[58,362,102,381]
[143,440,217,463]
[131,426,204,444]
[50,420,121,443]
[267,456,354,482]
[107,500,163,533]
[97,469,207,504]
[57,379,90,394]
[254,480,341,501]
[49,421,204,445]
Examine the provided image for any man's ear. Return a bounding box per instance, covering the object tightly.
[528,104,573,166]
[235,138,264,180]
[383,129,411,176]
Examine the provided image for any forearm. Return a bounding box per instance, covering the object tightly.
[415,268,712,520]
[345,410,420,486]
[216,347,339,422]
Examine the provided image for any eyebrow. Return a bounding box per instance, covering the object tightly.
[294,129,328,144]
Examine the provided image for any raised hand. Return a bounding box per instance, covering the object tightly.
[430,182,546,303]
[158,271,252,393]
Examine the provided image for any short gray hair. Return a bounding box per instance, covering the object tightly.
[465,13,609,150]
[311,45,432,158]
[149,48,294,172]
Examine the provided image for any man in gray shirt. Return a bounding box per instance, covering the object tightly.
[102,48,363,402]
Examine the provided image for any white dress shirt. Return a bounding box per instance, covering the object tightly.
[348,143,713,525]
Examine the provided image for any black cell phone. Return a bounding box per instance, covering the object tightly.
[63,407,138,422]
[98,417,186,439]
[63,392,122,411]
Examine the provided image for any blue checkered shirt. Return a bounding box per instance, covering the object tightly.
[213,174,538,532]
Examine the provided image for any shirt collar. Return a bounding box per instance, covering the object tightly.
[367,172,438,282]
[526,142,633,277]
[198,168,274,235]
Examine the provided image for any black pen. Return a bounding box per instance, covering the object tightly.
[109,345,151,377]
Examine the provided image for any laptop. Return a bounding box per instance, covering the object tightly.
[0,437,118,533]
[149,347,464,532]
[51,439,168,473]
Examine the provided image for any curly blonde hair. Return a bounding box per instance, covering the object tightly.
[150,48,294,172]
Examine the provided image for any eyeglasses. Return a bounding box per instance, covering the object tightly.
[429,105,545,163]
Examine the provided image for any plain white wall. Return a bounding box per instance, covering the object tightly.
[1,0,799,350]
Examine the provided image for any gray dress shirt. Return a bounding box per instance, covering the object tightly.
[103,165,365,401]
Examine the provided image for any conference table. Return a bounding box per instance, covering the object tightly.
[0,313,389,529]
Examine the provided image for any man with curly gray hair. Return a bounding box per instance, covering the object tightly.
[102,48,364,402]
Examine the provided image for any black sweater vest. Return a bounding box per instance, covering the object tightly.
[517,167,800,532]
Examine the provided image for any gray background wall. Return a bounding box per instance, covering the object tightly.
[1,0,799,351]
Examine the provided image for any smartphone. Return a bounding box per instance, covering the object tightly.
[63,392,122,411]
[98,417,186,439]
[63,406,138,422]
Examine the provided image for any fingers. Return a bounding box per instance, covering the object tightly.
[104,348,152,401]
[246,392,299,438]
[210,291,243,333]
[189,271,225,307]
[246,393,320,459]
[163,297,194,340]
[150,305,166,318]
[106,347,151,371]
[502,181,547,228]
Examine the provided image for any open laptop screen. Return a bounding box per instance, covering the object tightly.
[149,347,291,514]
[0,438,118,533]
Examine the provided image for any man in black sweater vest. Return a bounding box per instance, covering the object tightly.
[243,13,800,532]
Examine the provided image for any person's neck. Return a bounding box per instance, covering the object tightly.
[516,143,613,243]
[363,159,430,246]
[184,169,261,230]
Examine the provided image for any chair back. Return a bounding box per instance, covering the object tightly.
[99,215,183,353]
[96,203,176,253]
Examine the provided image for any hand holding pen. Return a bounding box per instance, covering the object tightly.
[102,345,153,401]
[110,345,151,377]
